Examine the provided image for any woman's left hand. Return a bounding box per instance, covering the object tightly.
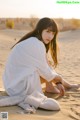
[57,84,65,96]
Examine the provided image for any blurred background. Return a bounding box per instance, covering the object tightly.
[0,0,80,31]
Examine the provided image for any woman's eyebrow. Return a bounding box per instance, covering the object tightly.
[47,28,55,33]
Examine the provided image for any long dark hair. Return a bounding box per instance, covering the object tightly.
[13,17,58,67]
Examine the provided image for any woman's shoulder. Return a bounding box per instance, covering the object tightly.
[27,37,46,54]
[14,37,45,51]
[27,37,41,43]
[27,37,45,48]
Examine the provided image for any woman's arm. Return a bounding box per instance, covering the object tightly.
[50,75,63,84]
[34,42,59,82]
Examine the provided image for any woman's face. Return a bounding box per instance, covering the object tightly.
[42,28,55,44]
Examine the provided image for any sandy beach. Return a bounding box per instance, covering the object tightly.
[0,29,80,120]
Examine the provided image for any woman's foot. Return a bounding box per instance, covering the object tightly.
[45,86,60,94]
[69,84,80,89]
[45,82,60,94]
[65,84,80,90]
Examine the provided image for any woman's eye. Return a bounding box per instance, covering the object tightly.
[46,30,50,33]
[46,30,54,35]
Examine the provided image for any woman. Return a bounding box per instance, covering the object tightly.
[1,17,80,113]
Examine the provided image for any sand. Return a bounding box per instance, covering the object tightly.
[0,28,80,120]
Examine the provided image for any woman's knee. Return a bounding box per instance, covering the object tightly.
[39,98,60,111]
[51,99,60,110]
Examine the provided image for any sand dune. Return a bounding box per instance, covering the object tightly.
[0,29,80,120]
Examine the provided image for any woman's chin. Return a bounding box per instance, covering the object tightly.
[43,41,50,44]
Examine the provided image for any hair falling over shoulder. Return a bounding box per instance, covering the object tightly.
[12,17,59,67]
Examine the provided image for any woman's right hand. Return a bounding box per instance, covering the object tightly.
[57,83,65,96]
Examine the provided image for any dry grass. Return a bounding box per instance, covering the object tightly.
[6,19,14,29]
[0,17,80,31]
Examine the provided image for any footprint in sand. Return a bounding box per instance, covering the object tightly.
[69,106,80,120]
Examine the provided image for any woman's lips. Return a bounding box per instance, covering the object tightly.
[46,39,50,42]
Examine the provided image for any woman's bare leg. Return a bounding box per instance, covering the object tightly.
[61,78,80,89]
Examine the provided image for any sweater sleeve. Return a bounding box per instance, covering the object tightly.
[35,41,59,82]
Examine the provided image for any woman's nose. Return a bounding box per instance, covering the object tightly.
[48,34,53,40]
